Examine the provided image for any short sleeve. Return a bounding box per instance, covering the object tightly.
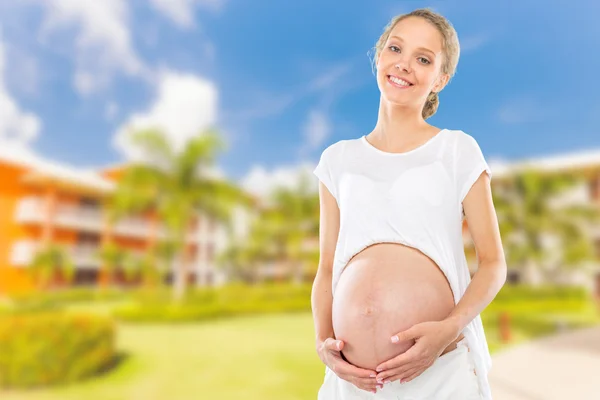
[313,145,338,203]
[456,132,492,205]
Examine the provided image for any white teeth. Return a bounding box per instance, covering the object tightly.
[389,76,412,86]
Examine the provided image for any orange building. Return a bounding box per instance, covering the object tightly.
[0,148,224,295]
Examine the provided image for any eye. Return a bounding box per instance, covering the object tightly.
[388,45,431,65]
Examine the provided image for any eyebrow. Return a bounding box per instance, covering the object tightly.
[389,35,436,56]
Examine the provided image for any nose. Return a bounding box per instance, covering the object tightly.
[395,56,412,73]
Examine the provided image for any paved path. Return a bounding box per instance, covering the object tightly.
[489,325,600,400]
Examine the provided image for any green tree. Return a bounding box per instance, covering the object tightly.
[268,172,320,283]
[28,244,74,290]
[97,242,127,287]
[218,171,319,284]
[111,127,254,301]
[493,169,600,284]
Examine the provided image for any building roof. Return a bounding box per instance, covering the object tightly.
[487,148,600,178]
[0,141,115,195]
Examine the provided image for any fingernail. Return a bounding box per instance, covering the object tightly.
[391,335,399,343]
[376,367,382,372]
[370,374,376,377]
[336,341,341,350]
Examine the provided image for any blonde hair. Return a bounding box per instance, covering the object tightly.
[368,8,460,120]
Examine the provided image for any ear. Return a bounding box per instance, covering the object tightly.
[434,73,450,92]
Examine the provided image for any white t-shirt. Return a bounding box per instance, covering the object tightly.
[313,128,494,400]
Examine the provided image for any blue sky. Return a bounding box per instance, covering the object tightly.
[0,0,598,193]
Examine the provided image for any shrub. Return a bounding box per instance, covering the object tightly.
[9,287,130,308]
[0,312,116,388]
[493,284,590,302]
[115,282,312,323]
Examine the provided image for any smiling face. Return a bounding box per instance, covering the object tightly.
[376,16,449,108]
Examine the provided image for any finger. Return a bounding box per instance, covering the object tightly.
[336,361,377,379]
[325,338,343,351]
[376,350,415,372]
[399,367,426,384]
[337,372,380,392]
[376,364,415,383]
[353,376,379,387]
[350,378,381,393]
[386,366,422,384]
[391,324,420,344]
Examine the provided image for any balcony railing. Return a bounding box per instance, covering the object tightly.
[10,240,197,269]
[14,197,202,242]
[10,240,102,268]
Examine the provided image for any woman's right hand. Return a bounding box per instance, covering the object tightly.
[317,338,383,394]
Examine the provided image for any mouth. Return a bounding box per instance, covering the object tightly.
[387,75,414,88]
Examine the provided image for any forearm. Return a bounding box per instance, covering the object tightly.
[445,258,507,333]
[312,268,335,349]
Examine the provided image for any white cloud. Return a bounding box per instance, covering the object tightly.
[114,70,218,160]
[0,35,41,145]
[221,62,356,122]
[302,109,331,150]
[105,101,119,121]
[240,163,315,200]
[3,44,41,97]
[459,32,492,53]
[36,0,147,95]
[149,0,227,28]
[496,95,551,124]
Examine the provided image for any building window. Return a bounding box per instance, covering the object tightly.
[507,270,521,284]
[206,242,215,260]
[73,269,99,286]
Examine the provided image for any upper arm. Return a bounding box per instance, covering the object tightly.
[313,144,341,273]
[463,173,504,266]
[455,132,504,266]
[316,181,340,274]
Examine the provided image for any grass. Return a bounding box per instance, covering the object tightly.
[1,292,598,400]
[0,312,327,400]
[3,308,598,400]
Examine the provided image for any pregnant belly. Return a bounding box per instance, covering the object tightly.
[332,243,456,371]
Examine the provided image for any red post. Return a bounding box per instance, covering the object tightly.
[499,310,511,342]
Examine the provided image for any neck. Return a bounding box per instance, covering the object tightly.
[371,96,429,143]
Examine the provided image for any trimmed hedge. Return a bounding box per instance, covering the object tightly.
[115,282,313,323]
[0,312,116,388]
[4,283,595,325]
[493,284,590,302]
[8,288,130,313]
[114,282,598,323]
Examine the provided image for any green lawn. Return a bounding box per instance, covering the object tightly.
[1,301,598,400]
[0,312,327,400]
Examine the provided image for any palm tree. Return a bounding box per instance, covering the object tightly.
[111,127,254,301]
[136,252,162,288]
[28,244,74,290]
[218,171,319,284]
[97,241,127,288]
[217,238,256,283]
[121,251,143,285]
[268,172,320,283]
[493,168,600,285]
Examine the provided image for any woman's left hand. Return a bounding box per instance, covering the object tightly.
[374,319,460,385]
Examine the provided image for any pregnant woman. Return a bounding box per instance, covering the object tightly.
[312,8,506,400]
